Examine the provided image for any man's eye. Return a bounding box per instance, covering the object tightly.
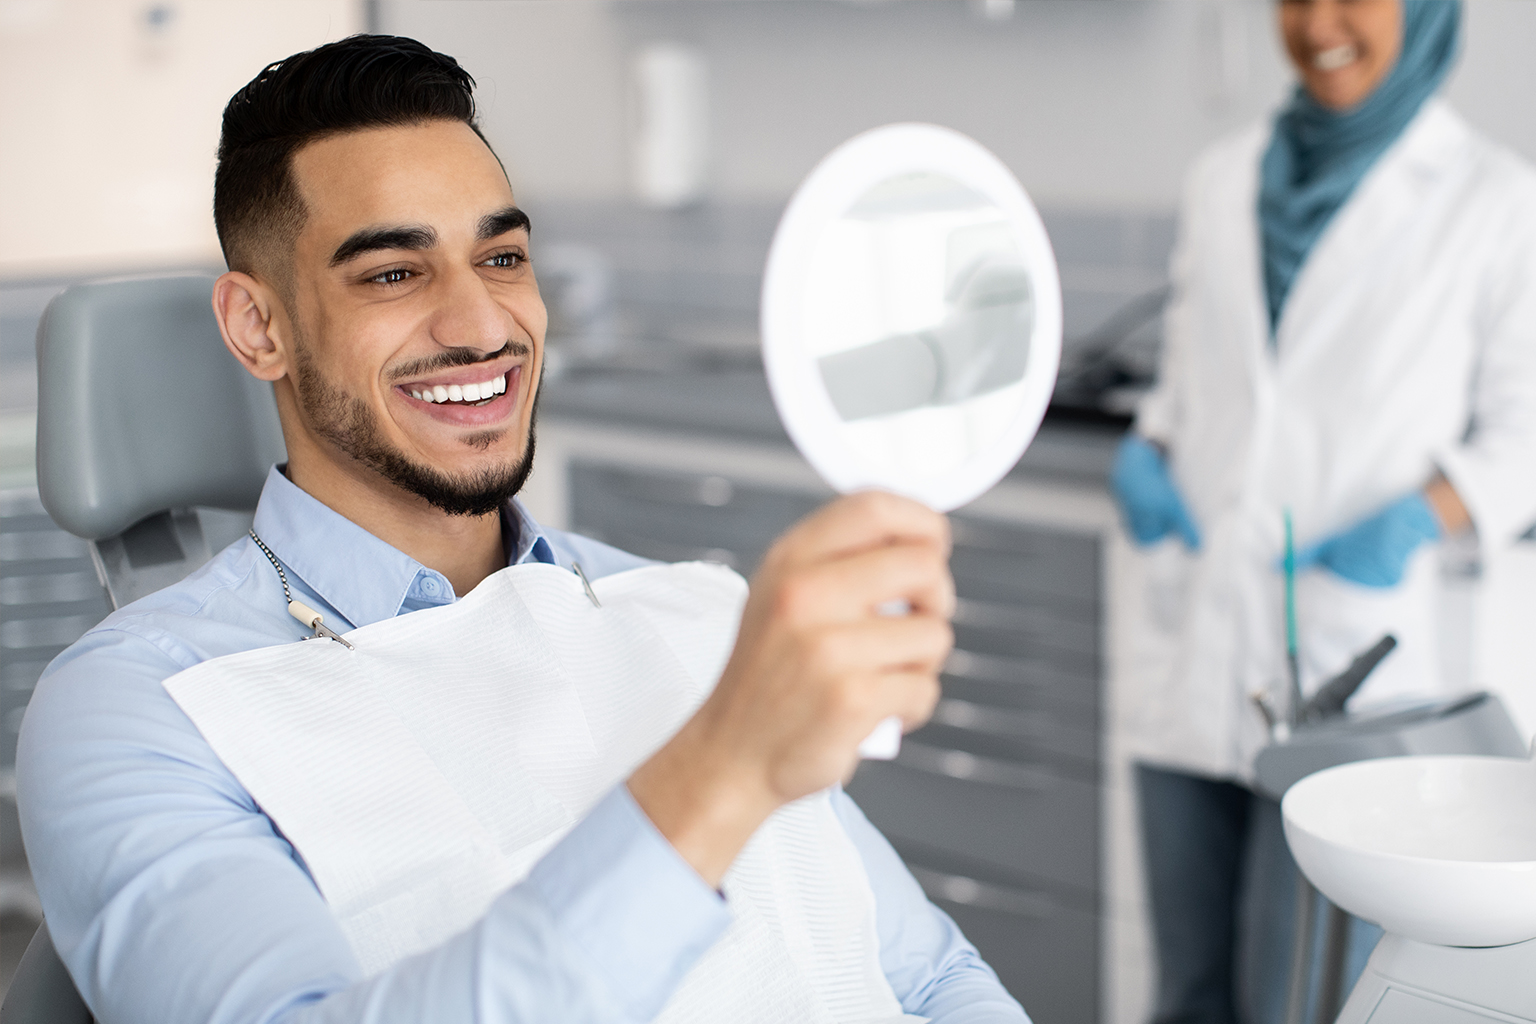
[483,251,525,269]
[370,268,413,286]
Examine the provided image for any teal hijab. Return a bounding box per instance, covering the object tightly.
[1259,0,1461,331]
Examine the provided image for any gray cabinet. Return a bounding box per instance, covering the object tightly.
[0,492,109,770]
[569,461,822,571]
[566,456,1102,1024]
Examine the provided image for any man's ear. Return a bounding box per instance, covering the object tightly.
[212,272,289,382]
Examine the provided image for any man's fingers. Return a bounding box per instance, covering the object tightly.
[778,541,955,625]
[808,615,955,677]
[819,632,948,749]
[770,491,950,570]
[873,667,944,735]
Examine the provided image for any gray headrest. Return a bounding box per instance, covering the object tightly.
[36,275,287,540]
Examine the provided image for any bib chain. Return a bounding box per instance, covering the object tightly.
[248,529,355,650]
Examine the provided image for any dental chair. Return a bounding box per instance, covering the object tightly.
[1,274,286,1024]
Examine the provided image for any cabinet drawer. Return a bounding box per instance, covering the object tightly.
[569,461,820,572]
[937,676,1099,757]
[1,503,112,767]
[913,695,1098,770]
[943,648,1098,727]
[954,620,1096,679]
[954,593,1098,661]
[847,749,1099,893]
[950,517,1100,608]
[951,548,1096,611]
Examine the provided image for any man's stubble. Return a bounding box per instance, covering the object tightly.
[291,331,537,518]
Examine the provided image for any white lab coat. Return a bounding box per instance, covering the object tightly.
[1126,99,1536,782]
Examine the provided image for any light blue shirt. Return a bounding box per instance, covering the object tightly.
[18,467,1027,1024]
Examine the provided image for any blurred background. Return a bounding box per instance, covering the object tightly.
[3,1,1536,1019]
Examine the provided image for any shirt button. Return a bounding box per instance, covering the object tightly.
[420,576,440,596]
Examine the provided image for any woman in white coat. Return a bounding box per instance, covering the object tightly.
[1112,2,1536,1023]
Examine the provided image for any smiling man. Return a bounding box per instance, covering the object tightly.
[17,35,1029,1024]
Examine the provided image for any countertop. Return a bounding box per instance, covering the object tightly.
[539,367,1124,488]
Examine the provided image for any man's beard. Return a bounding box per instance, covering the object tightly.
[293,341,537,518]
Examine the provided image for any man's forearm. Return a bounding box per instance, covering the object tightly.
[627,724,778,890]
[286,787,730,1024]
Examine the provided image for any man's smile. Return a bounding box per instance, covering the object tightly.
[408,372,506,405]
[395,363,523,426]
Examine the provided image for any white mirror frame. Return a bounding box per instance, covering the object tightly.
[761,123,1062,513]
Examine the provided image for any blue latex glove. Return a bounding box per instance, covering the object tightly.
[1110,434,1201,550]
[1293,492,1441,588]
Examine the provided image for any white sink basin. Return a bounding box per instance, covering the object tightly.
[1283,755,1536,947]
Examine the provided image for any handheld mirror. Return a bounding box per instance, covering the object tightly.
[761,123,1062,758]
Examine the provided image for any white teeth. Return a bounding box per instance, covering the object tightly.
[1314,44,1358,71]
[411,375,506,404]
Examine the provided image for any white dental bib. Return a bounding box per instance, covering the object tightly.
[163,560,914,1024]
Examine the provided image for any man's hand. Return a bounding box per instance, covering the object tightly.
[628,491,955,887]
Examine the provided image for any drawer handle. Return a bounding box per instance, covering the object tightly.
[948,524,1063,556]
[951,597,1088,641]
[952,597,1047,631]
[930,698,1054,741]
[944,648,1057,683]
[951,521,1051,550]
[908,865,1056,919]
[896,740,1056,791]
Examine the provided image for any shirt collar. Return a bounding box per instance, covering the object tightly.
[506,497,560,568]
[249,466,558,629]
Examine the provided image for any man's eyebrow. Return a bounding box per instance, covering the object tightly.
[477,206,531,242]
[329,225,438,267]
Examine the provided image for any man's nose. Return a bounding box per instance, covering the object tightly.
[430,266,515,355]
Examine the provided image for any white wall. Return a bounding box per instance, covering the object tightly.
[4,0,1531,275]
[0,0,361,280]
[384,0,632,206]
[1445,0,1536,167]
[384,0,1536,214]
[7,0,1526,277]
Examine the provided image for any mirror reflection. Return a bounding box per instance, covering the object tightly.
[806,172,1034,424]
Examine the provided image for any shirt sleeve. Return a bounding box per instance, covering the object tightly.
[1434,174,1536,548]
[831,789,1030,1024]
[18,629,729,1024]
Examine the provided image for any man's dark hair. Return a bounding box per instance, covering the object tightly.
[213,34,490,278]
